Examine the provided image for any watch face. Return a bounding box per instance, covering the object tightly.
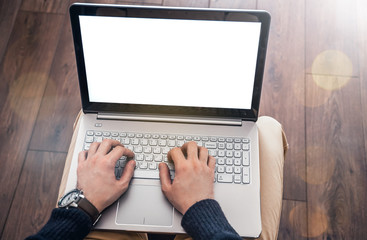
[59,189,81,208]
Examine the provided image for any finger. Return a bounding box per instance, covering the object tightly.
[88,142,101,155]
[181,142,199,161]
[97,139,123,155]
[107,145,135,164]
[119,160,136,185]
[167,147,186,168]
[198,146,209,163]
[208,155,216,171]
[159,163,172,195]
[78,151,87,164]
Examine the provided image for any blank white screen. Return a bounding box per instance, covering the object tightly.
[79,16,261,109]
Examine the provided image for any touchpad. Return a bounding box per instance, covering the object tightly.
[116,184,173,226]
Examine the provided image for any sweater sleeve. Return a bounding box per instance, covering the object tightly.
[181,199,242,240]
[25,208,92,240]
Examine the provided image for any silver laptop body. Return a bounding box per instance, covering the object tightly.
[65,3,270,238]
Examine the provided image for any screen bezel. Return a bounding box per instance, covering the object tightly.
[69,4,270,121]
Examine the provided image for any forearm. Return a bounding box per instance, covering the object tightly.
[181,199,242,240]
[25,208,92,240]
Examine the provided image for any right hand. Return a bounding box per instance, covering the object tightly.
[159,141,216,215]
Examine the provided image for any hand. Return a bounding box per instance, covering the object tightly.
[159,141,216,215]
[77,139,135,212]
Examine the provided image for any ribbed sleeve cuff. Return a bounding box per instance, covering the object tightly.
[181,199,241,240]
[26,208,92,240]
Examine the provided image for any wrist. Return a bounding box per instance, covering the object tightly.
[58,189,101,225]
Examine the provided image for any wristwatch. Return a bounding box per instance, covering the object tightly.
[58,189,101,225]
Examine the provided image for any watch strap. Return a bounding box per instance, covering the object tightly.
[77,197,101,225]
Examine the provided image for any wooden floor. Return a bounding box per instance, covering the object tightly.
[0,0,366,239]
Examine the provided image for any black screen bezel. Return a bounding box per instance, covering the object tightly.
[69,4,270,121]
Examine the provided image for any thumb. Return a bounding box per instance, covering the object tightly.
[159,163,172,196]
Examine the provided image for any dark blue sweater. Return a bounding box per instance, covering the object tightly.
[26,199,241,240]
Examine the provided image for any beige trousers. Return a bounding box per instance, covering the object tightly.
[58,113,288,240]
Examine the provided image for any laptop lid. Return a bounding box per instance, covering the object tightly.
[69,4,270,121]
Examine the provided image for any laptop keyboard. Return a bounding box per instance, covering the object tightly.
[84,130,251,184]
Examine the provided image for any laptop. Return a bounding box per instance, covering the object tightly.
[65,3,270,238]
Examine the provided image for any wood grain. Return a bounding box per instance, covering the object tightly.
[305,0,359,77]
[278,200,308,240]
[357,0,367,167]
[1,151,66,240]
[306,75,367,239]
[257,0,306,201]
[29,16,81,153]
[0,11,64,236]
[20,0,69,14]
[210,0,256,9]
[0,0,23,65]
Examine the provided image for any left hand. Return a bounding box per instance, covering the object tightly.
[77,139,135,212]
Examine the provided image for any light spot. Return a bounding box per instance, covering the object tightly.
[289,203,328,238]
[311,50,353,90]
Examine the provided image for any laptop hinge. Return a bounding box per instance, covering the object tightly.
[97,113,242,126]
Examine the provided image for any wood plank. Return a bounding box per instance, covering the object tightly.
[1,151,66,240]
[0,0,23,64]
[163,0,209,7]
[29,16,81,153]
[0,11,64,236]
[278,200,308,240]
[305,0,359,77]
[357,0,367,167]
[20,0,69,14]
[257,0,306,201]
[306,75,367,239]
[209,0,256,9]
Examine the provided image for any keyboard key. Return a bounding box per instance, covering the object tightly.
[135,154,144,161]
[234,151,242,158]
[111,132,119,137]
[234,143,242,150]
[193,136,201,141]
[134,146,143,153]
[234,174,242,184]
[226,151,233,158]
[234,166,241,174]
[217,158,225,165]
[139,162,148,169]
[217,174,233,183]
[242,138,250,143]
[234,158,241,166]
[242,143,250,151]
[85,136,94,143]
[242,152,250,166]
[86,131,94,136]
[94,136,103,142]
[149,162,157,170]
[103,132,110,137]
[205,142,217,149]
[226,166,233,173]
[145,155,153,161]
[217,166,225,173]
[154,155,163,162]
[226,158,233,165]
[95,131,102,136]
[226,143,233,150]
[242,167,250,184]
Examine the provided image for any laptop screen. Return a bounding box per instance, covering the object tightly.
[70,5,270,120]
[79,16,261,110]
